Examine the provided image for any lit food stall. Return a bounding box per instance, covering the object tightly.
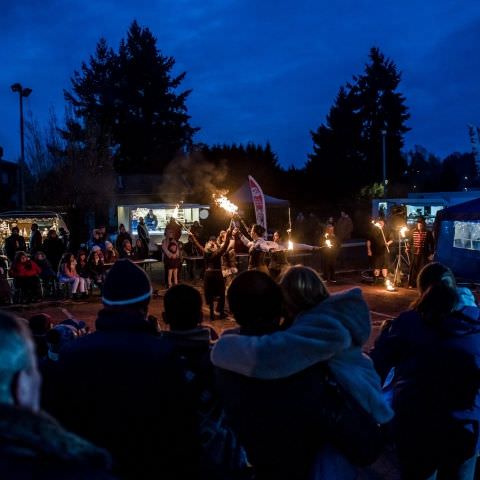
[117,203,210,247]
[0,211,67,250]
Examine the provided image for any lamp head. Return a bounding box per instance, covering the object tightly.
[22,88,32,97]
[11,83,22,93]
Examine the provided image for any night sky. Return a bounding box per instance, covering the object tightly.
[1,0,479,168]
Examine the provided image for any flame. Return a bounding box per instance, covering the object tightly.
[385,279,396,291]
[288,240,294,250]
[172,204,179,219]
[213,194,238,214]
[400,226,409,238]
[326,239,332,248]
[374,222,383,229]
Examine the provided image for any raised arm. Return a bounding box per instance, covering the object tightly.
[188,232,205,254]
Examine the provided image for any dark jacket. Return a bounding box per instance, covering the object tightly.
[370,305,480,444]
[42,237,65,271]
[35,257,56,279]
[115,232,132,253]
[4,234,26,262]
[216,362,331,480]
[30,229,43,255]
[46,308,201,480]
[0,404,114,480]
[137,222,150,244]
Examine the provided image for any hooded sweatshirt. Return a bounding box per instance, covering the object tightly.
[211,288,393,424]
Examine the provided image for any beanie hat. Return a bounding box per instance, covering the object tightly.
[91,245,102,252]
[28,313,52,335]
[102,259,152,306]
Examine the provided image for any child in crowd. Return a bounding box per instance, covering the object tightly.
[162,237,181,288]
[10,251,42,302]
[76,249,91,292]
[34,251,57,296]
[88,247,106,290]
[119,239,134,259]
[134,238,149,260]
[58,253,87,299]
[104,241,119,264]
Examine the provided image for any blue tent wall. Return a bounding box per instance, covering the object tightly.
[435,197,480,281]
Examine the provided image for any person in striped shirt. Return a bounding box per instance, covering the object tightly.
[407,217,435,288]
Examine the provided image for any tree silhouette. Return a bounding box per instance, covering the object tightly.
[308,47,410,201]
[64,21,198,174]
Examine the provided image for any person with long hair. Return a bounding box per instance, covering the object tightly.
[87,248,106,290]
[115,224,132,253]
[189,227,233,320]
[76,249,91,292]
[370,262,480,480]
[118,239,134,259]
[10,251,41,302]
[213,269,388,479]
[58,253,87,299]
[103,241,118,264]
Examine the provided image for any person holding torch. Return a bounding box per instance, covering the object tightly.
[322,224,339,283]
[367,218,393,285]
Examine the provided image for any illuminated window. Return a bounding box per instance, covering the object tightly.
[453,221,480,251]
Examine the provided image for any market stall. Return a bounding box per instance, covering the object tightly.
[0,211,67,251]
[117,203,210,247]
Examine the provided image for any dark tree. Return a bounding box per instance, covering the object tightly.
[307,47,410,201]
[64,21,198,174]
[352,47,410,186]
[306,86,363,199]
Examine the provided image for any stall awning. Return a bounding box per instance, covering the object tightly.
[231,182,289,207]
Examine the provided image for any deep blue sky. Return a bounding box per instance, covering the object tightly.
[1,0,479,168]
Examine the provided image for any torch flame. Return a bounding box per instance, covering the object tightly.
[172,204,180,219]
[400,226,409,238]
[326,239,332,248]
[213,194,238,214]
[288,240,294,250]
[385,279,396,291]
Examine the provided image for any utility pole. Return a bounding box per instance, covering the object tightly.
[381,127,387,197]
[11,83,32,210]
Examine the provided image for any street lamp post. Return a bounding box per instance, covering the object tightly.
[11,83,32,210]
[380,128,387,197]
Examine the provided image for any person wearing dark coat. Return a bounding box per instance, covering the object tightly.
[189,228,232,320]
[214,271,340,480]
[370,262,480,480]
[0,311,115,480]
[136,217,150,253]
[115,224,132,253]
[44,259,202,480]
[42,229,65,272]
[4,226,26,262]
[29,223,43,256]
[321,224,340,283]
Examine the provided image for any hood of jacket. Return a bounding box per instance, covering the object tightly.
[211,287,370,379]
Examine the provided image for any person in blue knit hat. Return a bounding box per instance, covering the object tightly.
[43,259,202,479]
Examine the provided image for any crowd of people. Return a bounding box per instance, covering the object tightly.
[0,220,160,304]
[0,257,479,480]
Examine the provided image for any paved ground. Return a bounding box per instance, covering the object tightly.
[2,265,418,340]
[4,265,477,480]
